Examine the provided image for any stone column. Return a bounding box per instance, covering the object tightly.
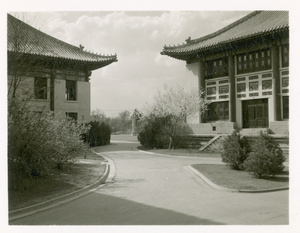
[199,60,205,123]
[131,116,137,136]
[272,44,281,121]
[228,54,236,122]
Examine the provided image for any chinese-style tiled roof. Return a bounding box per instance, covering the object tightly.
[161,11,289,59]
[7,14,117,70]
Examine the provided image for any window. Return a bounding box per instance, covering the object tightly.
[237,49,271,74]
[281,44,289,68]
[205,57,228,79]
[66,112,78,121]
[282,96,289,119]
[34,77,47,99]
[206,101,229,121]
[66,80,77,101]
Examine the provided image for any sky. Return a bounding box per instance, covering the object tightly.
[10,11,252,117]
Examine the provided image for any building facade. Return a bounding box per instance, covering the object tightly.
[161,11,289,135]
[7,14,117,121]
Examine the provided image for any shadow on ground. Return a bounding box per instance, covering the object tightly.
[10,192,224,225]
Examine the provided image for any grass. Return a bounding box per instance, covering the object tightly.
[192,164,289,191]
[138,146,289,191]
[9,151,106,211]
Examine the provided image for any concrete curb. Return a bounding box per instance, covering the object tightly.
[136,148,219,160]
[137,148,289,193]
[136,148,224,164]
[9,158,112,221]
[187,165,289,193]
[93,152,117,183]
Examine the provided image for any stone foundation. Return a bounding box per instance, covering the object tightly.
[269,121,289,135]
[188,122,236,135]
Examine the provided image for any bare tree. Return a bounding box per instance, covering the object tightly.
[7,13,48,112]
[91,109,109,123]
[146,84,207,149]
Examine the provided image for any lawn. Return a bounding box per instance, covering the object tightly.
[9,151,106,211]
[138,146,289,191]
[192,164,289,191]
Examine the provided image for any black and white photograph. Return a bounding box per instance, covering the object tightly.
[1,0,299,232]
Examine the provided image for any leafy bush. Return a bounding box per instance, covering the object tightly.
[82,121,111,147]
[243,133,286,178]
[138,114,192,149]
[8,98,90,190]
[138,114,169,149]
[221,130,250,170]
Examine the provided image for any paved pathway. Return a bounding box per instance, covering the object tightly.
[10,138,288,225]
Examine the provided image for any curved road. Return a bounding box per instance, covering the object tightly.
[10,139,288,225]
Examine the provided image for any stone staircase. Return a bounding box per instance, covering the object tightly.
[196,130,289,156]
[246,134,289,159]
[182,135,214,149]
[199,134,226,153]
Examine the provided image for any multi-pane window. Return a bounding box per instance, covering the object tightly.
[281,44,289,68]
[34,77,47,99]
[66,80,76,101]
[66,112,78,121]
[206,101,229,121]
[237,49,271,74]
[205,57,228,79]
[282,96,289,119]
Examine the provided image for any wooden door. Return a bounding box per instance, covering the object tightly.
[243,99,269,128]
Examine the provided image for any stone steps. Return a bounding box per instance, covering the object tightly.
[198,132,289,155]
[182,134,215,149]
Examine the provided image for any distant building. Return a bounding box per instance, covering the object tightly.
[7,14,117,121]
[161,11,289,135]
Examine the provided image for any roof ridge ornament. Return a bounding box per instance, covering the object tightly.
[185,36,191,43]
[79,44,85,50]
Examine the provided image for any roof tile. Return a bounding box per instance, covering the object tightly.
[162,11,289,56]
[7,14,117,67]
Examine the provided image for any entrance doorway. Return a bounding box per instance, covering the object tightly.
[242,99,269,128]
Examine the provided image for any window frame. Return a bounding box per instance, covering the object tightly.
[206,101,229,122]
[205,57,229,79]
[34,77,48,100]
[65,80,77,101]
[281,44,289,68]
[237,49,272,75]
[282,96,289,120]
[66,112,78,121]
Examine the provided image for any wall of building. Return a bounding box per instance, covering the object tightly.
[186,62,201,124]
[54,79,90,120]
[195,47,288,135]
[185,62,199,89]
[7,74,51,112]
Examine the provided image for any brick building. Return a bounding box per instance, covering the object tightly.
[161,11,289,135]
[7,14,117,121]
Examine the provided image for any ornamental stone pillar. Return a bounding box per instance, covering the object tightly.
[272,44,281,121]
[228,54,236,122]
[131,115,137,136]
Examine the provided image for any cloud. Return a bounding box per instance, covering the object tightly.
[21,11,251,115]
